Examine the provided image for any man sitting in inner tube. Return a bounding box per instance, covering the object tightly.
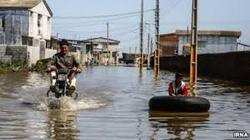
[168,73,188,96]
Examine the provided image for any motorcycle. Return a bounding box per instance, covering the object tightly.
[47,68,78,100]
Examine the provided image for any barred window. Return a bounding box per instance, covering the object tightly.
[0,16,5,31]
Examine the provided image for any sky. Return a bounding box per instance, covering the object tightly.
[47,0,250,53]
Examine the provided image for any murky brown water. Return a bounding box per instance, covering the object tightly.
[0,66,250,140]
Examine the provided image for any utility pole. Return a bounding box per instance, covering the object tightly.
[190,0,198,96]
[139,0,144,73]
[147,24,151,70]
[154,0,160,78]
[150,37,153,56]
[148,37,153,69]
[187,25,189,43]
[106,22,110,65]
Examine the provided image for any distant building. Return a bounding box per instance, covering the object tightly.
[0,0,53,47]
[82,37,120,65]
[160,30,241,56]
[160,33,178,56]
[121,53,147,64]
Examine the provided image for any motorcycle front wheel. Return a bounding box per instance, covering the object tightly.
[66,91,78,100]
[72,92,78,100]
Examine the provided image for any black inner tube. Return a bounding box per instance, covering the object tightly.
[149,96,210,112]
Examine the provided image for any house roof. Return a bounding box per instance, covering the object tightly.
[82,37,120,44]
[0,0,53,16]
[0,0,41,8]
[42,0,53,17]
[161,30,242,38]
[160,33,178,42]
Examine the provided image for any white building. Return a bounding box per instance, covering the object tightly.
[28,0,53,47]
[177,30,241,55]
[82,37,120,65]
[0,0,53,47]
[0,0,55,65]
[160,30,242,56]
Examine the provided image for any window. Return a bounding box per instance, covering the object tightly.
[225,37,234,44]
[214,36,220,44]
[198,41,207,48]
[46,40,51,48]
[38,29,43,36]
[38,14,42,27]
[47,17,51,32]
[22,36,33,46]
[207,36,213,44]
[30,11,33,17]
[220,37,226,44]
[0,16,5,31]
[38,14,43,36]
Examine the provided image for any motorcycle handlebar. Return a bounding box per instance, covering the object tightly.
[47,66,81,74]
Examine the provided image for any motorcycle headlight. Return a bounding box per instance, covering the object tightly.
[57,74,67,81]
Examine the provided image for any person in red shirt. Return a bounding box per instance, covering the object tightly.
[168,73,189,96]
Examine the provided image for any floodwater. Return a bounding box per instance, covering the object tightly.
[0,66,250,140]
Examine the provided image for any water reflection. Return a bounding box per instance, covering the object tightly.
[149,111,209,139]
[47,111,80,140]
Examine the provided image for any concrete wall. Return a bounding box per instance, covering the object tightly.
[157,51,250,83]
[5,46,28,64]
[0,45,11,63]
[5,45,43,66]
[0,45,6,56]
[28,46,57,66]
[1,44,56,66]
[0,55,12,63]
[45,48,57,59]
[39,40,46,59]
[0,31,5,44]
[27,46,40,65]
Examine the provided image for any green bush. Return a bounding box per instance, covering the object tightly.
[0,61,28,73]
[34,58,51,73]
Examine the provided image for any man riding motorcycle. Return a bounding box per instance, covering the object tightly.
[47,39,82,96]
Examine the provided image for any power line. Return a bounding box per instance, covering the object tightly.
[54,24,140,35]
[53,14,142,26]
[54,9,154,19]
[53,26,140,42]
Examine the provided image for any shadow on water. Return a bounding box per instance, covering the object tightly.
[46,110,80,140]
[148,111,209,140]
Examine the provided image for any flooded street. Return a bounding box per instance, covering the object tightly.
[0,66,250,140]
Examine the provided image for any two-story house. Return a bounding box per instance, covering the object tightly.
[0,0,52,47]
[0,0,54,64]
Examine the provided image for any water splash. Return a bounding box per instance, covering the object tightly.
[37,96,106,111]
